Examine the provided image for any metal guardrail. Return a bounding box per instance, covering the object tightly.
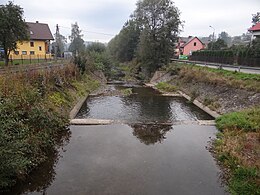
[171,59,260,71]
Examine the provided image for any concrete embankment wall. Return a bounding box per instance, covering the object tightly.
[70,70,107,120]
[150,70,260,115]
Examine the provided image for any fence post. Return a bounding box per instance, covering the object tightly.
[30,55,31,64]
[21,55,23,65]
[37,54,39,63]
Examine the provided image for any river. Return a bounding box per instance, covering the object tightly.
[7,84,227,195]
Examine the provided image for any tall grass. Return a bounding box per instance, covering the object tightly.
[0,64,99,189]
[215,108,260,195]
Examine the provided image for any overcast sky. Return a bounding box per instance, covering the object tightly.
[2,0,259,42]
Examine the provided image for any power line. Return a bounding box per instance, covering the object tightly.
[59,25,115,37]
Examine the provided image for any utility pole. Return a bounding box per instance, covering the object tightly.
[55,24,59,60]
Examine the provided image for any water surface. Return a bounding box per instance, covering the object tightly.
[76,85,213,123]
[6,84,226,195]
[10,124,226,195]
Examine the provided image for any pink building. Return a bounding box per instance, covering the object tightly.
[176,37,205,56]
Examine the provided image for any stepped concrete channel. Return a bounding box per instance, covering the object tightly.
[8,81,227,194]
[70,82,219,126]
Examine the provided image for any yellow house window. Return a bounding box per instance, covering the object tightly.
[14,51,19,55]
[30,51,35,55]
[30,42,34,47]
[22,51,27,55]
[39,46,42,51]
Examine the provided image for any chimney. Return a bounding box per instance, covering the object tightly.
[36,21,39,23]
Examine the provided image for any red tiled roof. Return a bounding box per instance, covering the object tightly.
[27,22,54,40]
[248,23,260,32]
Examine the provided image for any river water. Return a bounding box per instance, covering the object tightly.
[7,84,227,195]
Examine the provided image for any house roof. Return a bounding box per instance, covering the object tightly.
[179,37,190,43]
[248,23,260,32]
[180,37,204,48]
[27,22,54,40]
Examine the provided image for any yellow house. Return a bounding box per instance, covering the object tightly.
[11,21,54,60]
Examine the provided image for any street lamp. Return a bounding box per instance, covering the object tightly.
[209,25,215,50]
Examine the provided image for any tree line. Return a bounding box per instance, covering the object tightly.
[107,0,182,76]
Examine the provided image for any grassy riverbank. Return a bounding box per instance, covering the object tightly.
[155,63,260,194]
[0,65,100,189]
[165,63,260,92]
[215,108,260,195]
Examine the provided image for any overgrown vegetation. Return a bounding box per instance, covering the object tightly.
[166,63,260,92]
[73,42,113,79]
[121,88,133,96]
[0,64,99,189]
[216,108,260,132]
[215,108,260,195]
[155,82,177,92]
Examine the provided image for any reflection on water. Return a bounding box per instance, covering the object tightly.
[3,130,71,195]
[5,84,224,195]
[131,124,172,145]
[7,125,226,195]
[76,85,213,122]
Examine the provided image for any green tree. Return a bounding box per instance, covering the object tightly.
[86,42,112,76]
[208,38,227,50]
[0,1,29,66]
[133,0,181,74]
[218,31,231,46]
[68,22,85,55]
[86,42,106,53]
[252,12,260,25]
[108,19,140,62]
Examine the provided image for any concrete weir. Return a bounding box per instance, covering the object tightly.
[70,119,114,125]
[69,119,216,126]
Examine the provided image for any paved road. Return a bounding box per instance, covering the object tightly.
[172,59,260,75]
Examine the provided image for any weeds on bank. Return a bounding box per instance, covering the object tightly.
[215,108,260,194]
[155,82,177,92]
[203,97,221,110]
[216,107,260,132]
[167,63,260,92]
[0,65,100,189]
[121,88,133,96]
